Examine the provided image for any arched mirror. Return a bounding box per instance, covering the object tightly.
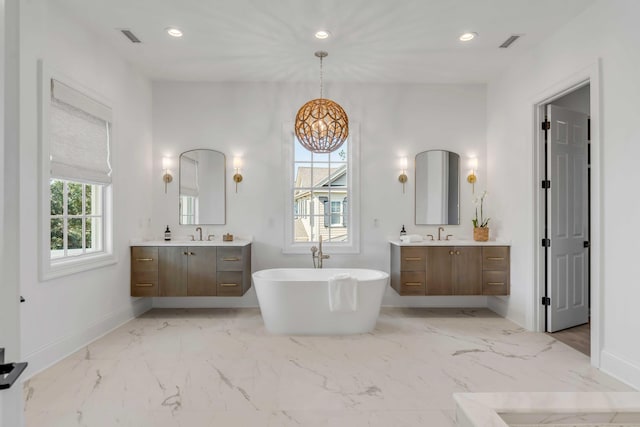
[415,150,460,225]
[179,149,226,225]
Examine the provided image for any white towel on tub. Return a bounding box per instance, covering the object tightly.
[328,273,358,312]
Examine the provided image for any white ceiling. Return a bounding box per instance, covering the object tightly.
[53,0,595,83]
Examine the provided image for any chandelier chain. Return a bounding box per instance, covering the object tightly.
[319,55,323,99]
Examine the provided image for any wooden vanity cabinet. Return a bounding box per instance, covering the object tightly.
[131,247,159,297]
[390,246,426,295]
[426,247,482,295]
[131,244,251,297]
[158,246,217,296]
[481,246,510,295]
[390,244,509,296]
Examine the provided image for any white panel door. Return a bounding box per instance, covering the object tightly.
[546,105,589,332]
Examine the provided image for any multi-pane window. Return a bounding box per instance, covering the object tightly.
[180,195,198,225]
[50,179,103,259]
[291,137,350,243]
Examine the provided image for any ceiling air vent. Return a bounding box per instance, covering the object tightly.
[120,29,141,43]
[499,35,520,48]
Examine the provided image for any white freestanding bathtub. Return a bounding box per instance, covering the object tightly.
[252,268,389,335]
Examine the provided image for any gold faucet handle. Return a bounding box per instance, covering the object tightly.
[310,246,318,254]
[446,234,453,241]
[426,234,434,241]
[207,234,215,241]
[189,235,195,241]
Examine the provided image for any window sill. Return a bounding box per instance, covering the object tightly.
[41,252,117,281]
[282,242,360,255]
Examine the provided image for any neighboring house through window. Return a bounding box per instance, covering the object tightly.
[284,124,360,254]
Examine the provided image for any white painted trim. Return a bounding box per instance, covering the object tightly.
[22,298,152,380]
[281,122,361,255]
[531,60,602,368]
[601,350,640,390]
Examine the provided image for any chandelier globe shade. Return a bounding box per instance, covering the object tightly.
[294,51,349,153]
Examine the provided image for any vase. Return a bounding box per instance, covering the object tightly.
[473,227,489,242]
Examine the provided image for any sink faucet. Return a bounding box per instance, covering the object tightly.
[310,235,330,268]
[195,227,203,241]
[438,226,445,241]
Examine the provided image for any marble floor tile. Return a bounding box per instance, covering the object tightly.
[24,308,633,426]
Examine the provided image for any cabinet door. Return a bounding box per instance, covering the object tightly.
[426,247,454,295]
[453,247,482,295]
[158,247,188,296]
[187,247,217,296]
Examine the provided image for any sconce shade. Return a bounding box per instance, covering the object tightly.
[295,98,349,153]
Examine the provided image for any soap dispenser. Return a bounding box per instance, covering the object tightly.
[400,225,407,237]
[164,225,171,241]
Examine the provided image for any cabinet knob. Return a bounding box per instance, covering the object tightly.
[455,250,461,255]
[183,251,189,255]
[449,251,454,255]
[189,252,196,255]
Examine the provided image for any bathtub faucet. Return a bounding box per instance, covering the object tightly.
[311,235,330,268]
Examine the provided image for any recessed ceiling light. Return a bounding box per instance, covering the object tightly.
[459,32,477,42]
[315,30,331,40]
[166,27,183,38]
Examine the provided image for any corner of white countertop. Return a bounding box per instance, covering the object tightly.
[129,237,252,247]
[389,238,510,247]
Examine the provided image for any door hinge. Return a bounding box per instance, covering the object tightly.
[542,238,551,247]
[541,296,551,306]
[541,180,551,189]
[587,118,591,141]
[541,120,550,131]
[584,241,590,248]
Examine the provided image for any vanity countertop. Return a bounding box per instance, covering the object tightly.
[130,239,251,247]
[390,239,510,247]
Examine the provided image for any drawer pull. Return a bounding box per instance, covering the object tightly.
[404,282,423,286]
[135,283,154,287]
[136,258,154,262]
[220,283,238,287]
[189,252,196,255]
[487,257,505,260]
[222,257,240,262]
[405,257,422,261]
[486,282,505,286]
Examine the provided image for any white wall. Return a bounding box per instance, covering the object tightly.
[18,1,153,377]
[486,0,640,388]
[151,81,488,307]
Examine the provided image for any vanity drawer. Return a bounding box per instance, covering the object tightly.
[482,247,509,270]
[217,248,243,271]
[482,270,509,295]
[400,247,427,271]
[216,271,244,296]
[399,271,426,295]
[132,247,158,272]
[131,271,158,297]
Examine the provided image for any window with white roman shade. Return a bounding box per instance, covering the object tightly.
[41,75,115,280]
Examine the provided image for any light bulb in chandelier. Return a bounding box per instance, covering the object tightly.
[294,51,349,153]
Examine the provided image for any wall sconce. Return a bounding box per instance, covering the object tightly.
[232,157,243,193]
[398,157,408,193]
[467,157,478,193]
[162,157,173,194]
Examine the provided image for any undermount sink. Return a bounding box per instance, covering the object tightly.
[130,239,250,247]
[392,238,508,246]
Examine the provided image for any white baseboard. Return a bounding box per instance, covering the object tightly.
[23,298,152,380]
[601,349,640,390]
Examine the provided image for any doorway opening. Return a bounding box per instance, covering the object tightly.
[533,63,601,366]
[543,85,591,355]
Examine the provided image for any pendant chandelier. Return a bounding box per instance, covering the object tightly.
[294,51,349,153]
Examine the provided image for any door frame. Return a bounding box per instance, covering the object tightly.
[532,61,601,367]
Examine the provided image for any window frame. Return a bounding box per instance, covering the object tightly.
[39,63,116,280]
[282,122,360,254]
